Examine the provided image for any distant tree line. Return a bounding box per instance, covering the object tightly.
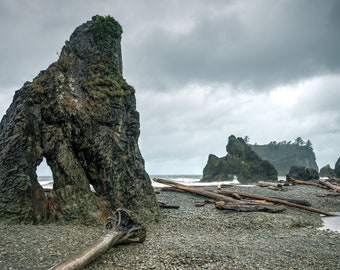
[245,136,313,150]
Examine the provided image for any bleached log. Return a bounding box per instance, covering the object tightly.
[153,178,242,204]
[215,201,286,213]
[318,180,340,192]
[49,209,146,270]
[257,181,279,187]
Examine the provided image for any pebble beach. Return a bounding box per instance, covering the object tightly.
[1,184,339,270]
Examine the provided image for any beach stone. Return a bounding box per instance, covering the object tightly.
[0,16,160,224]
[201,135,278,183]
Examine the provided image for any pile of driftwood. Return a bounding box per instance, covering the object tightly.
[153,178,337,217]
[258,175,340,197]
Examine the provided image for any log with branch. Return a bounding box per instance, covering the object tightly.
[49,209,146,270]
[153,178,242,204]
[318,180,340,192]
[215,189,336,216]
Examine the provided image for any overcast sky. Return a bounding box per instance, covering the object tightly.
[1,0,339,175]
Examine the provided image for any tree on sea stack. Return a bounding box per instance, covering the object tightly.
[0,15,160,224]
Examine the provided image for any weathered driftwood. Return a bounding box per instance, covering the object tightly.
[289,178,327,189]
[269,197,311,206]
[153,178,242,204]
[318,180,340,192]
[215,190,336,217]
[154,178,286,211]
[257,181,280,187]
[215,201,286,213]
[49,209,146,270]
[158,201,180,209]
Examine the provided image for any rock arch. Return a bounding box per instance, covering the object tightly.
[0,16,160,224]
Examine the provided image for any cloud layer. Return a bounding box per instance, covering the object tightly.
[1,0,339,174]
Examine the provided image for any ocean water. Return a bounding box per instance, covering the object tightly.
[37,175,203,189]
[320,213,340,233]
[38,176,54,189]
[150,175,201,187]
[38,175,286,189]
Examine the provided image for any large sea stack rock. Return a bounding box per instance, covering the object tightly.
[202,135,278,183]
[0,16,160,224]
[319,164,336,178]
[335,157,340,178]
[288,165,319,180]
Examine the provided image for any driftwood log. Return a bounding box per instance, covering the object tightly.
[153,178,242,204]
[257,181,280,187]
[49,209,146,270]
[269,197,311,206]
[289,178,327,189]
[158,201,180,209]
[215,201,286,213]
[318,180,340,192]
[215,190,336,216]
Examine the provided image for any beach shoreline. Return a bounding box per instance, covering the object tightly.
[1,184,339,269]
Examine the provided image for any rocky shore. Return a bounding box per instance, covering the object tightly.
[1,184,339,270]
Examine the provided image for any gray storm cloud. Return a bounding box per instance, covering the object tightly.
[0,0,339,174]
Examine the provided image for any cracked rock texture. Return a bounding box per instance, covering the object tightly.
[0,15,160,224]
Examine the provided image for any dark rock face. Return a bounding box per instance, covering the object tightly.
[335,157,340,178]
[319,164,336,178]
[202,135,278,183]
[288,165,319,180]
[0,16,160,224]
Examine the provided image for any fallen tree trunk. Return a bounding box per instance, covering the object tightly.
[215,201,286,213]
[215,190,336,217]
[153,178,242,204]
[257,181,280,187]
[318,180,340,192]
[290,178,328,189]
[158,201,180,209]
[49,209,146,270]
[269,197,311,206]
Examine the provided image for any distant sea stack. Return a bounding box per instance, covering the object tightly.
[249,138,318,175]
[201,135,278,183]
[0,15,160,224]
[319,164,336,179]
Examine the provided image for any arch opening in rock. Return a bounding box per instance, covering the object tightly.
[36,157,54,190]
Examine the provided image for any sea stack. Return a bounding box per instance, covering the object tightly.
[202,135,278,183]
[0,15,160,224]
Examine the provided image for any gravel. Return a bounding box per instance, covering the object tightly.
[0,185,339,270]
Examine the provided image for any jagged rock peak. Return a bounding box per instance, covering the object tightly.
[201,135,278,183]
[0,16,160,224]
[61,15,123,74]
